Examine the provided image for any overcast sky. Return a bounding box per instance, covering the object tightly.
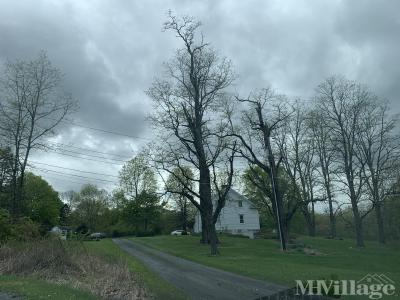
[1,0,399,193]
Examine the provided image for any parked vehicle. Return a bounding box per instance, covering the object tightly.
[89,232,107,240]
[170,230,190,236]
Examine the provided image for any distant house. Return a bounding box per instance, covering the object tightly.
[194,189,260,239]
[50,226,71,240]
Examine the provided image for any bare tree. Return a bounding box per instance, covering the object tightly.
[0,147,13,196]
[357,102,400,243]
[315,76,374,247]
[276,102,321,237]
[0,52,76,216]
[229,88,290,250]
[308,108,338,238]
[147,13,236,255]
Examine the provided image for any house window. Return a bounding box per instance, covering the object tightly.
[238,200,243,207]
[239,214,244,223]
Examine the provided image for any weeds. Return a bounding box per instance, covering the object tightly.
[0,238,149,299]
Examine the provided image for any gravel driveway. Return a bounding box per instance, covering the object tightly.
[113,238,287,300]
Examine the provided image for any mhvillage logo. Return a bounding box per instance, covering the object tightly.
[295,274,396,299]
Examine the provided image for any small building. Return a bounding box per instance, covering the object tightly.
[50,226,71,240]
[193,188,260,239]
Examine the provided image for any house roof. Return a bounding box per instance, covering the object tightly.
[213,188,257,209]
[228,188,257,207]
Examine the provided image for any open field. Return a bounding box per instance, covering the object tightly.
[132,235,400,293]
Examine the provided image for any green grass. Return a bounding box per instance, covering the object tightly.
[84,239,188,300]
[132,235,400,298]
[0,275,96,300]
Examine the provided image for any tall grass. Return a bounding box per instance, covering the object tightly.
[0,238,149,299]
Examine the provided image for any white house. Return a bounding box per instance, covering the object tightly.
[50,226,71,240]
[193,188,260,239]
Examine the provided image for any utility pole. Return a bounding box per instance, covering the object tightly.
[265,147,286,251]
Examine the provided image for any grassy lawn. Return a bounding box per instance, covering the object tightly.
[84,239,188,300]
[0,275,96,300]
[132,235,400,296]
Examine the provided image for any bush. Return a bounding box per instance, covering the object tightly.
[0,211,40,244]
[0,209,12,244]
[136,231,155,237]
[11,217,40,241]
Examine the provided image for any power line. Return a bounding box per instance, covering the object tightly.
[38,149,125,165]
[48,142,134,159]
[30,168,118,188]
[0,103,150,140]
[31,171,94,185]
[47,146,128,162]
[30,166,117,183]
[29,161,119,178]
[55,117,149,140]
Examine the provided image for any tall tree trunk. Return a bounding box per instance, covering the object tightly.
[202,208,219,255]
[281,218,289,244]
[275,185,287,249]
[200,210,209,244]
[327,194,336,238]
[311,202,315,237]
[302,204,316,237]
[371,177,386,244]
[11,165,18,217]
[182,200,187,231]
[322,164,336,238]
[374,202,386,244]
[350,194,364,247]
[198,156,220,254]
[343,141,365,247]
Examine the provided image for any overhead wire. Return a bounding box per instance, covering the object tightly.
[0,103,150,140]
[47,142,134,159]
[29,171,97,185]
[30,166,117,184]
[38,150,126,165]
[46,146,128,162]
[29,161,119,178]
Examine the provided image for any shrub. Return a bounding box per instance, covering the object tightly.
[136,230,155,237]
[11,217,40,241]
[0,211,41,244]
[0,209,12,244]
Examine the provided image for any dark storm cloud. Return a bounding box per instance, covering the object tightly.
[334,0,400,107]
[1,0,399,191]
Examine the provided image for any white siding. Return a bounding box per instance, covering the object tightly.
[193,189,260,239]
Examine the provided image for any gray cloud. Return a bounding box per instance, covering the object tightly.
[1,0,399,191]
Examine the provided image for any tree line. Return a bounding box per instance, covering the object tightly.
[0,14,399,256]
[147,13,400,254]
